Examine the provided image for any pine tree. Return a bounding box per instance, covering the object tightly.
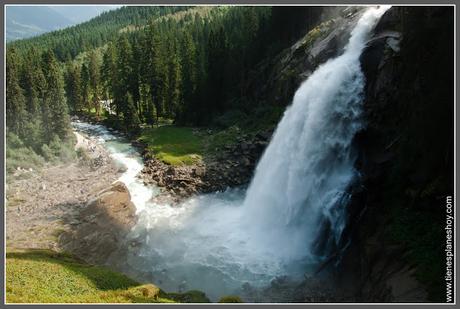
[21,60,40,116]
[88,50,102,117]
[130,35,142,115]
[124,92,141,134]
[6,47,28,138]
[101,42,117,106]
[178,31,197,124]
[207,27,228,116]
[142,22,166,123]
[65,63,83,112]
[80,63,91,111]
[41,50,71,141]
[8,6,291,129]
[167,39,182,118]
[115,35,133,117]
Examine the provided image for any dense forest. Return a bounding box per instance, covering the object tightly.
[6,6,323,170]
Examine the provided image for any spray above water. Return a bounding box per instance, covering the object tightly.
[73,6,390,301]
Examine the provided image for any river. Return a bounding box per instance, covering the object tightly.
[72,5,390,301]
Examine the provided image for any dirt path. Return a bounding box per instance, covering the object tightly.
[6,131,121,251]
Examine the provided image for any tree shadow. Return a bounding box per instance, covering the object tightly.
[55,182,137,267]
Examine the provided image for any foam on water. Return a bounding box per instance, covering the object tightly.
[72,5,390,300]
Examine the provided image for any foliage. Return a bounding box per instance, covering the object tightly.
[8,6,188,61]
[166,290,210,303]
[6,5,325,164]
[6,46,75,169]
[6,133,45,174]
[124,92,141,134]
[6,48,27,137]
[206,125,242,153]
[76,147,91,165]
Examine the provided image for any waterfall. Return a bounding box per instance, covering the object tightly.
[242,5,391,261]
[75,6,391,300]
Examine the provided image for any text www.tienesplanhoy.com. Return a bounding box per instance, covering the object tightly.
[445,195,454,303]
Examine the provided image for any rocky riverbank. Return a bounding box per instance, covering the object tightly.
[5,127,136,266]
[138,129,273,204]
[72,113,274,204]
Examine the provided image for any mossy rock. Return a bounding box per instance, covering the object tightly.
[167,290,211,303]
[218,295,243,303]
[137,284,161,298]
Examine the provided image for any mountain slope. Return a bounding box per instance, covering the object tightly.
[49,5,121,24]
[6,6,73,41]
[8,6,189,60]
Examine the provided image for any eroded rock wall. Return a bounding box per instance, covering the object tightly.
[338,6,454,302]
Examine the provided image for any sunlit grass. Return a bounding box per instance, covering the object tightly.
[138,125,204,166]
[6,248,209,303]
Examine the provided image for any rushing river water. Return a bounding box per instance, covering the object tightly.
[72,5,390,301]
[72,121,272,299]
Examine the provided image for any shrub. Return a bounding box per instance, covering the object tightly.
[41,134,76,163]
[212,110,248,128]
[6,147,45,174]
[49,134,63,157]
[76,147,90,161]
[22,119,43,153]
[7,132,25,149]
[58,142,77,163]
[6,133,45,174]
[167,290,210,303]
[40,144,55,162]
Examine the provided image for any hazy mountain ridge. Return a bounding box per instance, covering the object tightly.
[6,5,120,42]
[6,6,73,41]
[49,6,121,23]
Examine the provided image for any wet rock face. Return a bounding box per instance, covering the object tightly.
[140,158,205,203]
[58,181,137,265]
[200,131,271,192]
[338,6,454,302]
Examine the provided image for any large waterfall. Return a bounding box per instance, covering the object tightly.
[242,5,391,263]
[74,5,390,301]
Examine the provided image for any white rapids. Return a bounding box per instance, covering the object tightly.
[72,5,390,301]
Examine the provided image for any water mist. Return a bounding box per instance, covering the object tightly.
[73,5,390,301]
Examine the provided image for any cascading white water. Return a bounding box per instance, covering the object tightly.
[241,5,391,262]
[73,6,390,301]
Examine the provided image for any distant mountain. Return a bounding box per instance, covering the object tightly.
[6,5,121,42]
[49,5,121,24]
[6,6,73,41]
[8,6,189,61]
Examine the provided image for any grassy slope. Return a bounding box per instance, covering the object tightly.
[138,126,205,166]
[6,248,210,304]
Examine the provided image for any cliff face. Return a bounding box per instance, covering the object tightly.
[338,6,454,302]
[244,6,454,302]
[243,6,364,108]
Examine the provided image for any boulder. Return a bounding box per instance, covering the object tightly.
[58,181,137,265]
